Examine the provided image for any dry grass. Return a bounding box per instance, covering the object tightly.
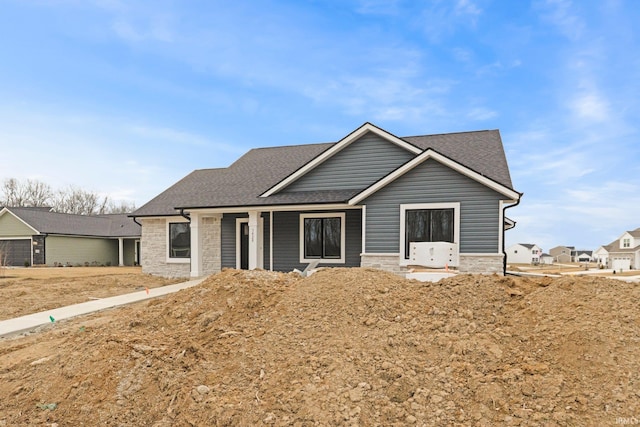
[0,266,182,320]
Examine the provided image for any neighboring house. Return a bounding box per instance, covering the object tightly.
[506,243,543,264]
[0,207,140,267]
[594,246,609,266]
[540,253,554,265]
[131,122,522,278]
[549,245,574,263]
[600,228,640,272]
[574,250,593,263]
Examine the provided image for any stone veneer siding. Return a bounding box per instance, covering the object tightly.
[360,254,409,275]
[360,253,504,275]
[140,218,190,278]
[458,254,504,274]
[201,215,222,276]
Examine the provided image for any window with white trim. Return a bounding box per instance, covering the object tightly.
[169,222,190,258]
[623,238,630,248]
[299,213,345,263]
[400,203,460,262]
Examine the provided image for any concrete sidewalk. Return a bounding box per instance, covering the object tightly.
[0,277,206,338]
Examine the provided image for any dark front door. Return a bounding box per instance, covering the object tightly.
[240,222,249,270]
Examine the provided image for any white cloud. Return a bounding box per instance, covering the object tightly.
[569,91,610,122]
[535,0,586,41]
[467,107,497,121]
[455,0,482,19]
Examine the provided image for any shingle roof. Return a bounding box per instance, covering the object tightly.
[603,228,640,253]
[133,127,516,217]
[4,207,140,237]
[518,243,536,250]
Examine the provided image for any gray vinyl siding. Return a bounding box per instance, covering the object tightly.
[363,159,505,254]
[221,212,271,270]
[122,239,137,266]
[271,209,362,272]
[282,132,415,192]
[45,235,119,266]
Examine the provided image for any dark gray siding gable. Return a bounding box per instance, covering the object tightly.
[363,159,505,254]
[282,131,415,192]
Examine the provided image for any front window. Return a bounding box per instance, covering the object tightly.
[404,208,454,259]
[300,213,345,263]
[169,222,190,258]
[623,238,630,248]
[400,203,459,265]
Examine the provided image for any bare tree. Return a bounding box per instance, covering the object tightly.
[25,180,53,206]
[1,178,135,214]
[104,200,137,214]
[1,178,52,207]
[53,186,102,215]
[0,242,8,277]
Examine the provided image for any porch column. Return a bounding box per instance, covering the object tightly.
[248,210,261,270]
[190,212,203,277]
[118,238,124,266]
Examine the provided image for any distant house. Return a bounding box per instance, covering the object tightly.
[506,243,543,264]
[594,246,609,266]
[574,250,593,263]
[599,228,640,272]
[549,245,574,263]
[540,253,554,265]
[131,122,522,278]
[0,207,140,267]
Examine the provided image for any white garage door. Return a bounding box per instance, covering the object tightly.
[612,258,631,272]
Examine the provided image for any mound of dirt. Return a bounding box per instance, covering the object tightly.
[0,268,638,426]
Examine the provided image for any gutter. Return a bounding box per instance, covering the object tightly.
[502,194,523,276]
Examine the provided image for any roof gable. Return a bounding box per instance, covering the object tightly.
[349,148,521,205]
[0,207,39,235]
[260,122,422,197]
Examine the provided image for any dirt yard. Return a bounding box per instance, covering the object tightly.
[0,267,181,320]
[0,268,638,426]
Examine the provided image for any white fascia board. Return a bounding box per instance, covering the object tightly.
[183,203,361,215]
[0,208,40,234]
[260,122,422,198]
[349,149,521,205]
[504,216,516,230]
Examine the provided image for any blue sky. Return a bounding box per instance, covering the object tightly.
[1,0,638,251]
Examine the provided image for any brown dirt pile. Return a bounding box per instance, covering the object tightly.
[0,268,638,426]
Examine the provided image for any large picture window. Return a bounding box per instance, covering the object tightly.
[300,213,345,263]
[400,203,459,261]
[169,222,190,258]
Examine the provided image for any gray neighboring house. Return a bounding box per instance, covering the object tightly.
[0,207,140,267]
[549,245,574,263]
[131,122,522,278]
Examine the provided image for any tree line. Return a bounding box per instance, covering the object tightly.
[1,178,136,215]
